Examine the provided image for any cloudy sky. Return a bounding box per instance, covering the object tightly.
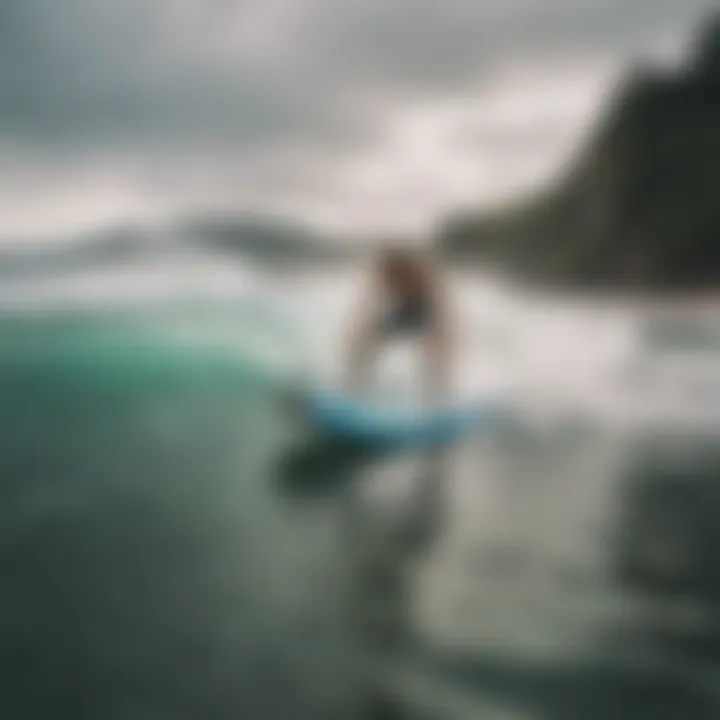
[0,0,715,241]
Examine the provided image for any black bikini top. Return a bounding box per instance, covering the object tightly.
[381,291,432,335]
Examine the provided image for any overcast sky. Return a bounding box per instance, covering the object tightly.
[0,0,714,241]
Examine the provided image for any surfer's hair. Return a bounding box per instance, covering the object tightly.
[373,243,436,289]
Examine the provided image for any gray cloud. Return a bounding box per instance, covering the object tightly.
[0,0,715,235]
[1,0,713,150]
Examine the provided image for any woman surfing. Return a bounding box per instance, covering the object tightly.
[276,244,458,494]
[344,244,453,410]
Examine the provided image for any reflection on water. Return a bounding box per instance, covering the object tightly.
[277,418,720,717]
[615,439,720,652]
[3,280,720,718]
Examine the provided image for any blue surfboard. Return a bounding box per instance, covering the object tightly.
[306,390,505,448]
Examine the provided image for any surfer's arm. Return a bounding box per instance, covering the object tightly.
[344,280,381,397]
[425,285,453,409]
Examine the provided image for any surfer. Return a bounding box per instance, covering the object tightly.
[344,244,452,409]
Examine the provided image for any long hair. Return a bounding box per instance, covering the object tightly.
[372,243,437,294]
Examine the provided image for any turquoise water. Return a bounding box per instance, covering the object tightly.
[3,287,720,718]
[0,307,365,719]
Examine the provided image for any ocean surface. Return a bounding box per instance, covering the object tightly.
[2,243,720,719]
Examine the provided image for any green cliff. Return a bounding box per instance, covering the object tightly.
[439,17,720,291]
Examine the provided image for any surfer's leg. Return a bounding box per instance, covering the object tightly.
[345,319,381,398]
[422,325,450,410]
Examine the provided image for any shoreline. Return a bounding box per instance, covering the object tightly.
[447,262,720,316]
